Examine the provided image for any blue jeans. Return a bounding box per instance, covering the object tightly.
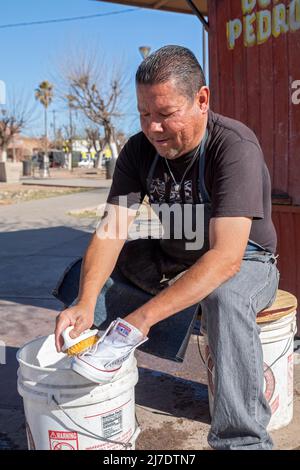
[53,263,198,362]
[200,250,280,450]
[52,248,279,450]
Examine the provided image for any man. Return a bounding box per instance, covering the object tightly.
[54,45,279,450]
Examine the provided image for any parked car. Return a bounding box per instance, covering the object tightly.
[49,150,66,168]
[78,153,95,169]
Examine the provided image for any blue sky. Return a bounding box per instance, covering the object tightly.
[0,0,207,138]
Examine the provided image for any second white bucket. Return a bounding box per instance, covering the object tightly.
[200,312,297,431]
[16,334,140,450]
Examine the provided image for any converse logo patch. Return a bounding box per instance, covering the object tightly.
[116,323,131,337]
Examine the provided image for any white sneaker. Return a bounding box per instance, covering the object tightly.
[71,318,148,383]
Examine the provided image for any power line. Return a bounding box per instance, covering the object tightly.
[0,9,138,30]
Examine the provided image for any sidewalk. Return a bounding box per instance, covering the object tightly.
[0,190,299,450]
[20,166,110,189]
[21,178,112,189]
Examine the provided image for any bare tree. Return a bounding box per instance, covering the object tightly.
[50,127,64,150]
[0,96,34,162]
[115,130,127,150]
[59,50,128,160]
[85,126,103,155]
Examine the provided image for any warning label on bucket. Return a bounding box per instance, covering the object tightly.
[48,430,79,450]
[101,410,123,438]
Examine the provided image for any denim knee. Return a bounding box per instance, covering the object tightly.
[200,282,240,328]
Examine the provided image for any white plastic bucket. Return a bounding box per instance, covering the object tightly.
[200,312,297,431]
[16,334,140,450]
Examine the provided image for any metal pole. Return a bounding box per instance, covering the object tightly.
[52,110,56,142]
[69,104,73,172]
[185,0,209,31]
[69,106,73,150]
[43,106,50,177]
[12,136,16,163]
[202,23,207,81]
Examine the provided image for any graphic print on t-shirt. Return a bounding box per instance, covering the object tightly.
[149,178,166,203]
[150,178,193,204]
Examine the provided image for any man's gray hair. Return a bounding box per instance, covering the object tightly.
[135,45,206,100]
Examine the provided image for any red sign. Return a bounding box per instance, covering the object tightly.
[48,430,79,450]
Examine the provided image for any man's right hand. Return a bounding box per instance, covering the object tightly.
[55,303,95,353]
[53,204,138,354]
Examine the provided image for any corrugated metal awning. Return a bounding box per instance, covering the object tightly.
[96,0,208,16]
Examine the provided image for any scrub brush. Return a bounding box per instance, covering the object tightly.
[62,326,99,356]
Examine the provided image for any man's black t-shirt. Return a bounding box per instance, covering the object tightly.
[107,110,277,255]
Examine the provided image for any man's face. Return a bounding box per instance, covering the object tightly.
[137,79,209,159]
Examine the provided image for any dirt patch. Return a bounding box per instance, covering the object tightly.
[0,184,90,205]
[44,167,106,179]
[137,420,191,450]
[67,208,100,218]
[67,199,154,220]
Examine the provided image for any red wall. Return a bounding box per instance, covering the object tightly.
[272,205,300,330]
[208,0,300,203]
[208,0,300,326]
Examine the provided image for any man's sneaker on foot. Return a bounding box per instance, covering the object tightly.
[71,318,148,383]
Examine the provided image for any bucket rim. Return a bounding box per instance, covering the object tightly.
[257,310,297,325]
[16,335,71,373]
[16,335,138,377]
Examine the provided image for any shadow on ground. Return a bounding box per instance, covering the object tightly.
[0,226,91,310]
[0,347,26,449]
[136,367,210,423]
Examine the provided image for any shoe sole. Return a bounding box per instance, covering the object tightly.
[71,357,121,384]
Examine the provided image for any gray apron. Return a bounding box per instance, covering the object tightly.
[117,130,212,294]
[117,128,269,295]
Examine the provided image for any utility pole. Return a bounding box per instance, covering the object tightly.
[12,135,16,162]
[52,110,56,143]
[43,105,50,178]
[68,96,74,172]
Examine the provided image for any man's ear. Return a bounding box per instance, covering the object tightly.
[197,86,210,113]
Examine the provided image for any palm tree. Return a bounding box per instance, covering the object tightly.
[35,81,53,174]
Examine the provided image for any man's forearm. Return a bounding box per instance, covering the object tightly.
[77,233,125,309]
[77,203,138,308]
[126,249,240,330]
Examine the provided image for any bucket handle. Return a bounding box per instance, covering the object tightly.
[51,395,140,450]
[197,325,298,376]
[264,324,297,372]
